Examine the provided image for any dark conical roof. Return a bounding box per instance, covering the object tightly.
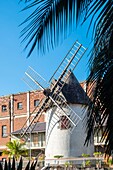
[61,71,88,104]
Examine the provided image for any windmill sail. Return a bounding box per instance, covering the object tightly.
[23,66,50,91]
[49,40,87,93]
[20,40,87,140]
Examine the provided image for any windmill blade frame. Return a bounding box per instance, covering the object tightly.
[23,66,50,91]
[20,98,44,138]
[20,97,50,140]
[49,40,87,83]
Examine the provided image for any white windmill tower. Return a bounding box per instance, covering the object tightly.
[20,41,94,164]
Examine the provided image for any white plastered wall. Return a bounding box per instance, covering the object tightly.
[45,104,94,165]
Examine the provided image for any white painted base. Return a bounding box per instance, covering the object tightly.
[45,104,94,165]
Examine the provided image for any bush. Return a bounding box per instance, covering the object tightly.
[81,153,90,157]
[93,152,102,157]
[54,155,63,159]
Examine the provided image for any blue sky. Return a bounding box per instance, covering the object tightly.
[0,1,93,96]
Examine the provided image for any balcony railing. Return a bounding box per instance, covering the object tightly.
[26,141,46,148]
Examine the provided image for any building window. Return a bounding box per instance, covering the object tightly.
[17,102,22,109]
[32,134,38,146]
[34,99,40,107]
[2,105,7,112]
[38,132,45,147]
[60,115,70,130]
[2,125,7,137]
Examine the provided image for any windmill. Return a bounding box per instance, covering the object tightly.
[20,40,87,140]
[19,41,94,163]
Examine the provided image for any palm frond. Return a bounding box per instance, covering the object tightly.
[20,0,76,57]
[3,140,28,160]
[84,1,113,155]
[2,150,10,156]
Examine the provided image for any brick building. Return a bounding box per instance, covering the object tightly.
[0,90,45,161]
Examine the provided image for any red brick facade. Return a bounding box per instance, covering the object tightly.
[0,90,45,160]
[0,119,10,145]
[13,93,27,115]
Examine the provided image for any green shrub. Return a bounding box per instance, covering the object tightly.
[93,152,102,157]
[64,161,69,167]
[85,160,91,167]
[54,155,63,159]
[64,161,73,168]
[81,153,90,157]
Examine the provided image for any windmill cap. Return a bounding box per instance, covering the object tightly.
[61,71,88,104]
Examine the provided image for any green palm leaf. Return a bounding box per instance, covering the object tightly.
[76,0,113,155]
[2,140,28,160]
[20,0,76,57]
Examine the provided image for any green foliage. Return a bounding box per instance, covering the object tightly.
[93,152,102,157]
[54,155,63,159]
[2,140,28,160]
[20,1,77,57]
[85,160,91,167]
[64,161,70,167]
[83,1,113,156]
[82,160,91,168]
[81,153,90,157]
[64,161,73,167]
[81,153,91,167]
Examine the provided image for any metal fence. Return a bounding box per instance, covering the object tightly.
[38,157,105,169]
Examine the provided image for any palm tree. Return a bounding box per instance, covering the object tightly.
[2,140,28,160]
[20,0,113,155]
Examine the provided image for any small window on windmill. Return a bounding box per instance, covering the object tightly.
[34,99,40,107]
[60,115,70,130]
